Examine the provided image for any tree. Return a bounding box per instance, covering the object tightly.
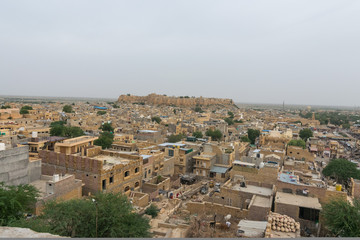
[194,106,203,113]
[97,111,107,115]
[322,159,360,184]
[342,123,350,129]
[1,105,11,109]
[288,139,306,149]
[145,204,160,218]
[234,119,243,123]
[151,116,161,124]
[205,129,222,141]
[0,183,39,226]
[99,122,114,133]
[224,118,234,125]
[240,136,251,142]
[168,134,184,143]
[228,111,234,118]
[299,128,313,141]
[50,124,84,138]
[10,192,151,238]
[50,121,66,127]
[94,132,114,149]
[192,131,203,138]
[62,105,73,113]
[20,106,33,114]
[247,129,260,144]
[112,104,119,108]
[50,125,65,136]
[63,127,84,138]
[322,197,360,237]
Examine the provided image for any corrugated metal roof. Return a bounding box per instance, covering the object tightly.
[210,166,229,174]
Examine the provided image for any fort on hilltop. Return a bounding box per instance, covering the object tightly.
[118,93,234,107]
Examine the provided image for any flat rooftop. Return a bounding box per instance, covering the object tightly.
[251,195,272,208]
[92,154,130,169]
[231,184,273,197]
[275,191,322,210]
[57,136,97,146]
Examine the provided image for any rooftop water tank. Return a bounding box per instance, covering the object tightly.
[32,132,38,138]
[53,174,60,182]
[0,143,5,151]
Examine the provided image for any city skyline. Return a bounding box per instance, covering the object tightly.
[1,0,360,106]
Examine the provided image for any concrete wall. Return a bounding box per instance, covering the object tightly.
[0,146,30,185]
[28,159,42,182]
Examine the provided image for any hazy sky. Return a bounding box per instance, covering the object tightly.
[1,0,360,106]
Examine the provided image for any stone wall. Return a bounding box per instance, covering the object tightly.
[186,201,248,219]
[230,166,279,185]
[275,180,347,204]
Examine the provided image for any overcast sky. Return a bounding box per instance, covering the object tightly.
[1,0,360,106]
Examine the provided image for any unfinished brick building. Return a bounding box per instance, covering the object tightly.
[39,146,143,196]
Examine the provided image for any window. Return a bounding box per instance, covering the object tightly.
[124,171,130,177]
[124,186,130,192]
[148,169,151,174]
[135,167,139,173]
[109,176,114,184]
[299,207,319,222]
[221,173,226,178]
[135,182,140,188]
[169,149,174,157]
[102,179,106,190]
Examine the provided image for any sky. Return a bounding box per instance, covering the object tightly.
[1,0,360,106]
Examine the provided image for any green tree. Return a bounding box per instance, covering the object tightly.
[97,111,107,115]
[322,197,360,237]
[20,106,33,114]
[62,105,73,113]
[240,136,251,142]
[0,183,39,226]
[112,104,119,108]
[10,192,151,238]
[224,118,234,125]
[168,134,184,143]
[50,121,66,127]
[228,111,234,118]
[194,106,203,113]
[99,122,114,133]
[205,129,222,141]
[145,204,160,218]
[247,129,260,144]
[299,128,313,141]
[192,131,203,138]
[342,123,350,129]
[1,105,11,109]
[288,139,306,149]
[63,127,84,138]
[50,124,84,138]
[322,159,360,184]
[151,116,161,124]
[94,132,114,149]
[50,125,65,136]
[234,119,243,123]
